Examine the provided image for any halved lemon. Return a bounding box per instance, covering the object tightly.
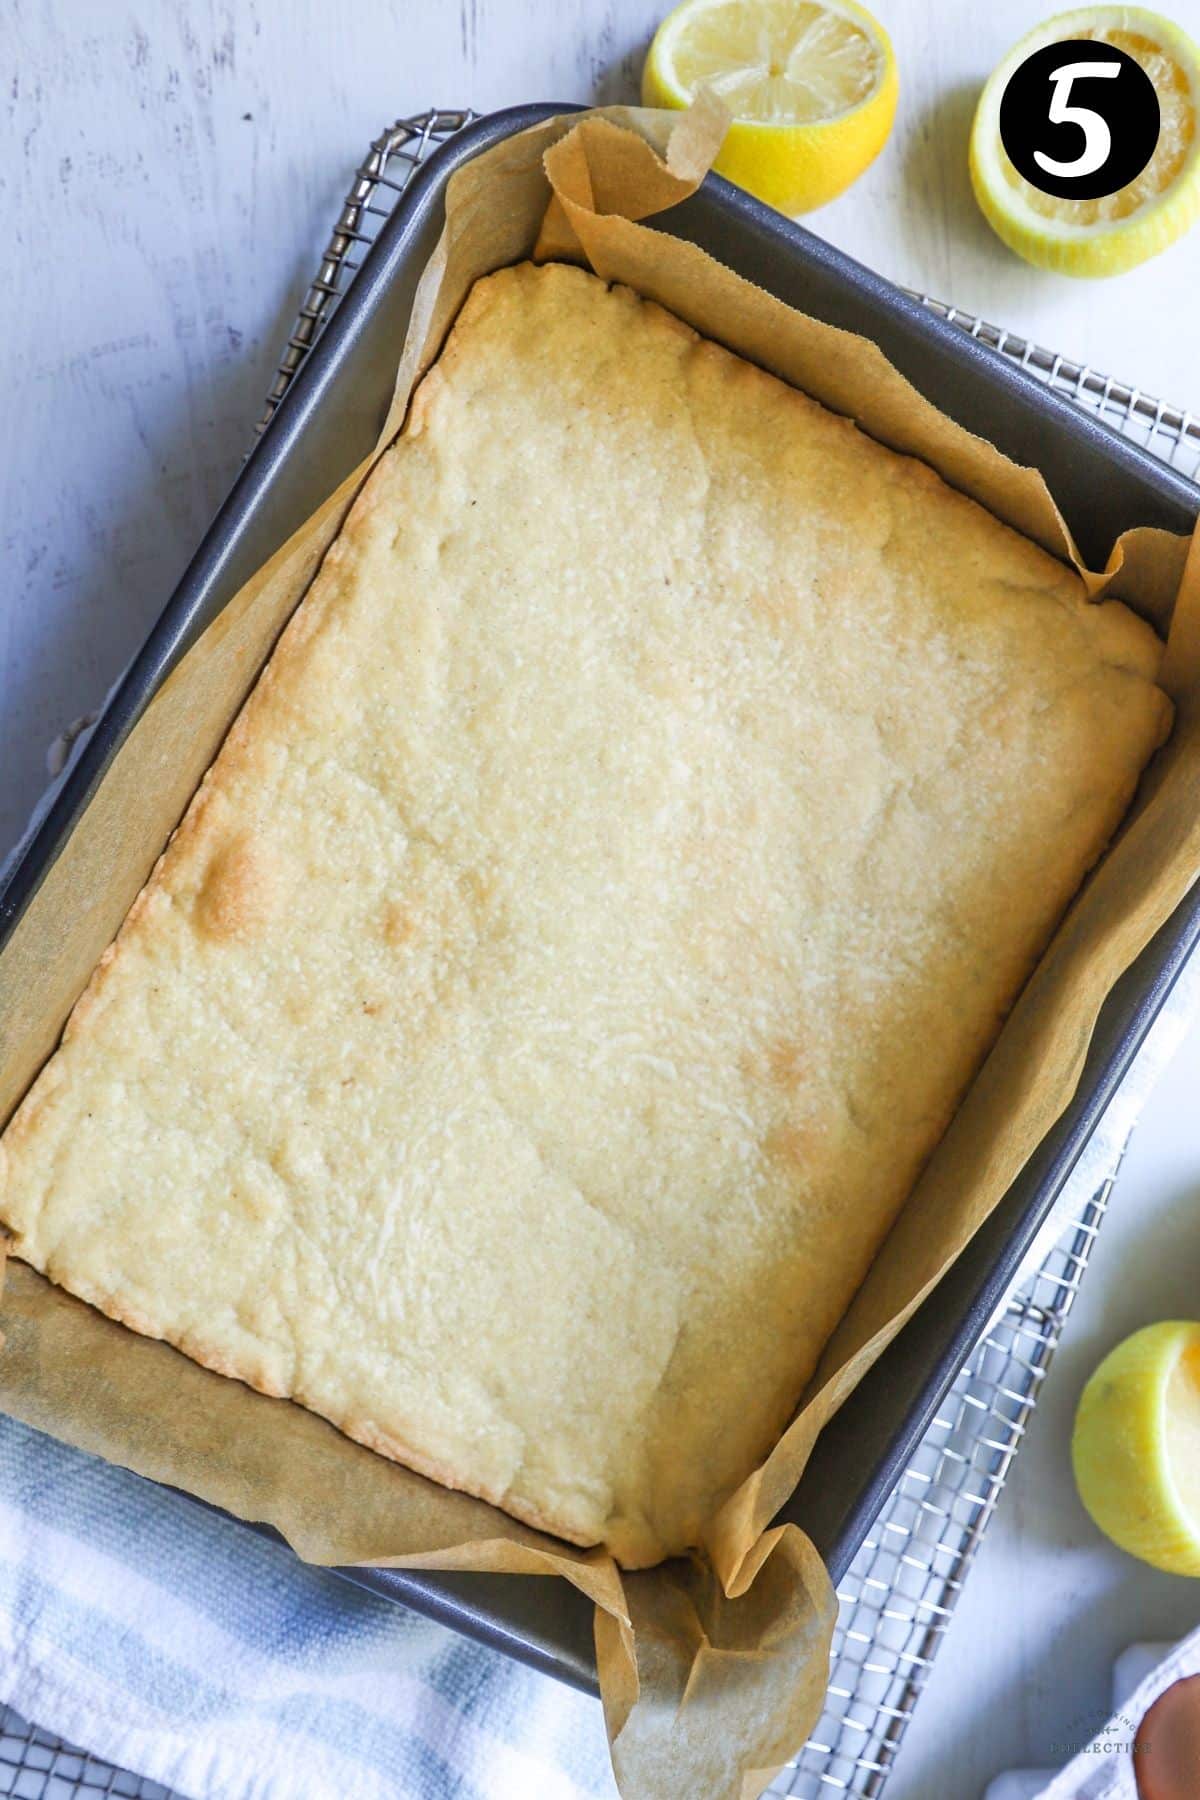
[642,0,899,215]
[970,7,1200,276]
[1072,1320,1200,1576]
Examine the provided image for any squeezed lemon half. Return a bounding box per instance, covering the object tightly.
[970,7,1200,276]
[1072,1320,1200,1576]
[642,0,899,214]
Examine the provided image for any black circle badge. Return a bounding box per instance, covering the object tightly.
[999,38,1160,200]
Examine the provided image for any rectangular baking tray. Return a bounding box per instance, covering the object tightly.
[3,103,1199,1698]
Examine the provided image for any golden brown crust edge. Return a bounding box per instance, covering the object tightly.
[32,1264,617,1560]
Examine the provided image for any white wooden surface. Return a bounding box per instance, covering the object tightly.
[3,3,1200,1797]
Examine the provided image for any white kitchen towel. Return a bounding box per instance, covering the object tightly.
[0,1413,619,1800]
[1034,1626,1200,1800]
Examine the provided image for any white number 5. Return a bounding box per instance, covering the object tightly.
[1034,59,1121,180]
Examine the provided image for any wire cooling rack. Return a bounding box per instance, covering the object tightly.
[0,1707,172,1799]
[2,110,1197,1800]
[773,1170,1121,1800]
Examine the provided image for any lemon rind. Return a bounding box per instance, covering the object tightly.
[969,5,1200,275]
[1072,1320,1200,1577]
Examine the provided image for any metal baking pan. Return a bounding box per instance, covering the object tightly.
[4,103,1198,1698]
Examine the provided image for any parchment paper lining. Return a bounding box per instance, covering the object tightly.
[2,107,1198,1800]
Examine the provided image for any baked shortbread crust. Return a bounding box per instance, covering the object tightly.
[0,262,1171,1567]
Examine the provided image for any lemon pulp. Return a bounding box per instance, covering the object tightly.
[661,0,884,122]
[970,6,1200,276]
[1011,28,1195,225]
[643,0,899,214]
[1166,1340,1200,1538]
